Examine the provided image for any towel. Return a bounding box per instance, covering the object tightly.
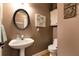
[0,24,7,44]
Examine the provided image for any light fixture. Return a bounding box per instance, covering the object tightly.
[11,3,31,13]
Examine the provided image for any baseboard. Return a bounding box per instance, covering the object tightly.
[32,49,49,56]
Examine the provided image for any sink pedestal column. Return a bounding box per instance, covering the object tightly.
[20,48,25,56]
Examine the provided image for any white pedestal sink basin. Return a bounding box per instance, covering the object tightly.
[9,38,34,56]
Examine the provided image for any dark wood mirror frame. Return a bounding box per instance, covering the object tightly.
[13,9,30,30]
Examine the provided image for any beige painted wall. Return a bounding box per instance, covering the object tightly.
[58,3,79,55]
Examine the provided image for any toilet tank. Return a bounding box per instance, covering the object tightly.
[53,38,57,47]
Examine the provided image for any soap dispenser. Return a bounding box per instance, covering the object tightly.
[16,34,21,40]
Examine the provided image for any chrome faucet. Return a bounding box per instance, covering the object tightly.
[21,35,24,40]
[16,34,24,40]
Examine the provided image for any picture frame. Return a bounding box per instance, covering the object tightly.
[64,3,76,19]
[35,14,46,27]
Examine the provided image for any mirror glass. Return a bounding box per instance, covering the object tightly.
[13,9,30,30]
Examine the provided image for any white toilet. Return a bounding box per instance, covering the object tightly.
[48,38,57,56]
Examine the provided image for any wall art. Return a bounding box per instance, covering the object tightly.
[64,3,76,19]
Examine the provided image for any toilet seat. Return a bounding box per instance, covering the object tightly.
[48,44,57,52]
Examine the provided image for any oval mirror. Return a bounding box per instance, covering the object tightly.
[13,9,30,30]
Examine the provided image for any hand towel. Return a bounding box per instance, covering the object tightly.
[0,24,7,43]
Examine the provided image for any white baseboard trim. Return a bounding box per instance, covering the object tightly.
[32,49,49,56]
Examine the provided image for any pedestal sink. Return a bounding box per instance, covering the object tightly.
[9,38,34,56]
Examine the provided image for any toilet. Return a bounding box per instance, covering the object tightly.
[48,38,57,56]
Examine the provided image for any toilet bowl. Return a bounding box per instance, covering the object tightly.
[48,38,57,56]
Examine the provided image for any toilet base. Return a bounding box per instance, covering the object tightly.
[50,53,56,56]
[49,50,57,56]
